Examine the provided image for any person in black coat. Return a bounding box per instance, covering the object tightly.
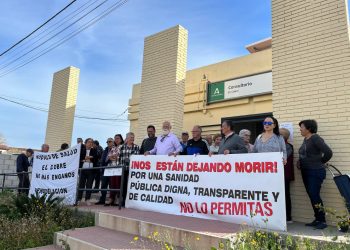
[16,148,33,195]
[95,138,114,205]
[77,138,98,205]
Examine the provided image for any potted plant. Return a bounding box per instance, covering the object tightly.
[336,215,349,232]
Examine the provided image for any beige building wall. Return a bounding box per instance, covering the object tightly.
[133,25,188,143]
[45,66,80,151]
[272,0,350,222]
[183,48,272,135]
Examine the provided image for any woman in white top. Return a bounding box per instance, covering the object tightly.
[209,134,222,154]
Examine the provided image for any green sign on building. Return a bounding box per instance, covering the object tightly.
[207,81,225,103]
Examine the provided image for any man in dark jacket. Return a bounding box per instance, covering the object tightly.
[77,138,98,205]
[16,148,34,195]
[217,120,248,154]
[182,125,209,155]
[139,125,157,154]
[93,140,104,191]
[95,138,114,205]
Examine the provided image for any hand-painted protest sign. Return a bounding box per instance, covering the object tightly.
[126,152,286,231]
[29,144,81,205]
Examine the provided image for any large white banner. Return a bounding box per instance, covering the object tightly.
[29,144,81,205]
[126,152,286,231]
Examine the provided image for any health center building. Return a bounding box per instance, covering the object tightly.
[128,0,350,223]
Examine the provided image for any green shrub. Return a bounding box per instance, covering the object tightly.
[0,191,94,250]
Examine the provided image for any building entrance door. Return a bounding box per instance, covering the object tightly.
[222,112,273,143]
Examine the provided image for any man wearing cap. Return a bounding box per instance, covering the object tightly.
[16,148,34,195]
[145,121,182,156]
[180,131,189,152]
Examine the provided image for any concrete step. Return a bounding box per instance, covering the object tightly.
[54,226,167,250]
[93,207,238,249]
[26,245,60,250]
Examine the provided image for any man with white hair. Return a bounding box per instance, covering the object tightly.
[118,132,140,206]
[239,129,254,153]
[145,121,182,156]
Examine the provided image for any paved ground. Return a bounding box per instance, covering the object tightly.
[78,204,350,243]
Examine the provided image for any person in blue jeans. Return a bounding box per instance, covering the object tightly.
[298,119,333,230]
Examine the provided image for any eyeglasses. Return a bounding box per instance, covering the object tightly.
[263,121,274,126]
[160,136,167,142]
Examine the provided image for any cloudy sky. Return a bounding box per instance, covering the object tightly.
[0,0,271,149]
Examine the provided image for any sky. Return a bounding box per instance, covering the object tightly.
[0,0,272,149]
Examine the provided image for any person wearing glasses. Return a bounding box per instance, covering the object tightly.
[144,121,182,156]
[212,120,247,155]
[182,125,209,155]
[253,116,287,165]
[95,138,114,205]
[298,119,332,230]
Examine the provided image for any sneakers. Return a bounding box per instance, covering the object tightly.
[287,220,294,224]
[305,220,319,227]
[314,222,327,230]
[305,220,327,229]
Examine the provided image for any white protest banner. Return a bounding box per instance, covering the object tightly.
[29,144,81,205]
[126,152,286,231]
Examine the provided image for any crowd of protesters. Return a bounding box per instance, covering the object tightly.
[16,117,332,229]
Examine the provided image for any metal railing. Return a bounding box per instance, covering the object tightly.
[0,165,127,210]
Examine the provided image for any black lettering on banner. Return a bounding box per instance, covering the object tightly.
[41,174,49,180]
[193,187,269,201]
[272,192,280,202]
[165,173,199,182]
[140,194,173,204]
[129,193,139,200]
[130,171,146,179]
[36,173,40,179]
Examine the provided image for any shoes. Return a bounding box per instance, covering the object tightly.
[287,220,293,224]
[85,200,92,206]
[305,220,319,227]
[111,203,119,206]
[104,203,111,206]
[314,222,327,230]
[95,201,105,205]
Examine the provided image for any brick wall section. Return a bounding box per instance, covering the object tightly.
[45,66,80,151]
[135,25,188,143]
[0,154,19,188]
[272,0,350,222]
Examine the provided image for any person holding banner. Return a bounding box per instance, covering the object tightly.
[16,148,33,195]
[118,132,140,206]
[215,120,247,155]
[253,116,287,164]
[77,138,98,206]
[182,125,209,155]
[145,121,182,156]
[209,134,222,154]
[298,119,332,230]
